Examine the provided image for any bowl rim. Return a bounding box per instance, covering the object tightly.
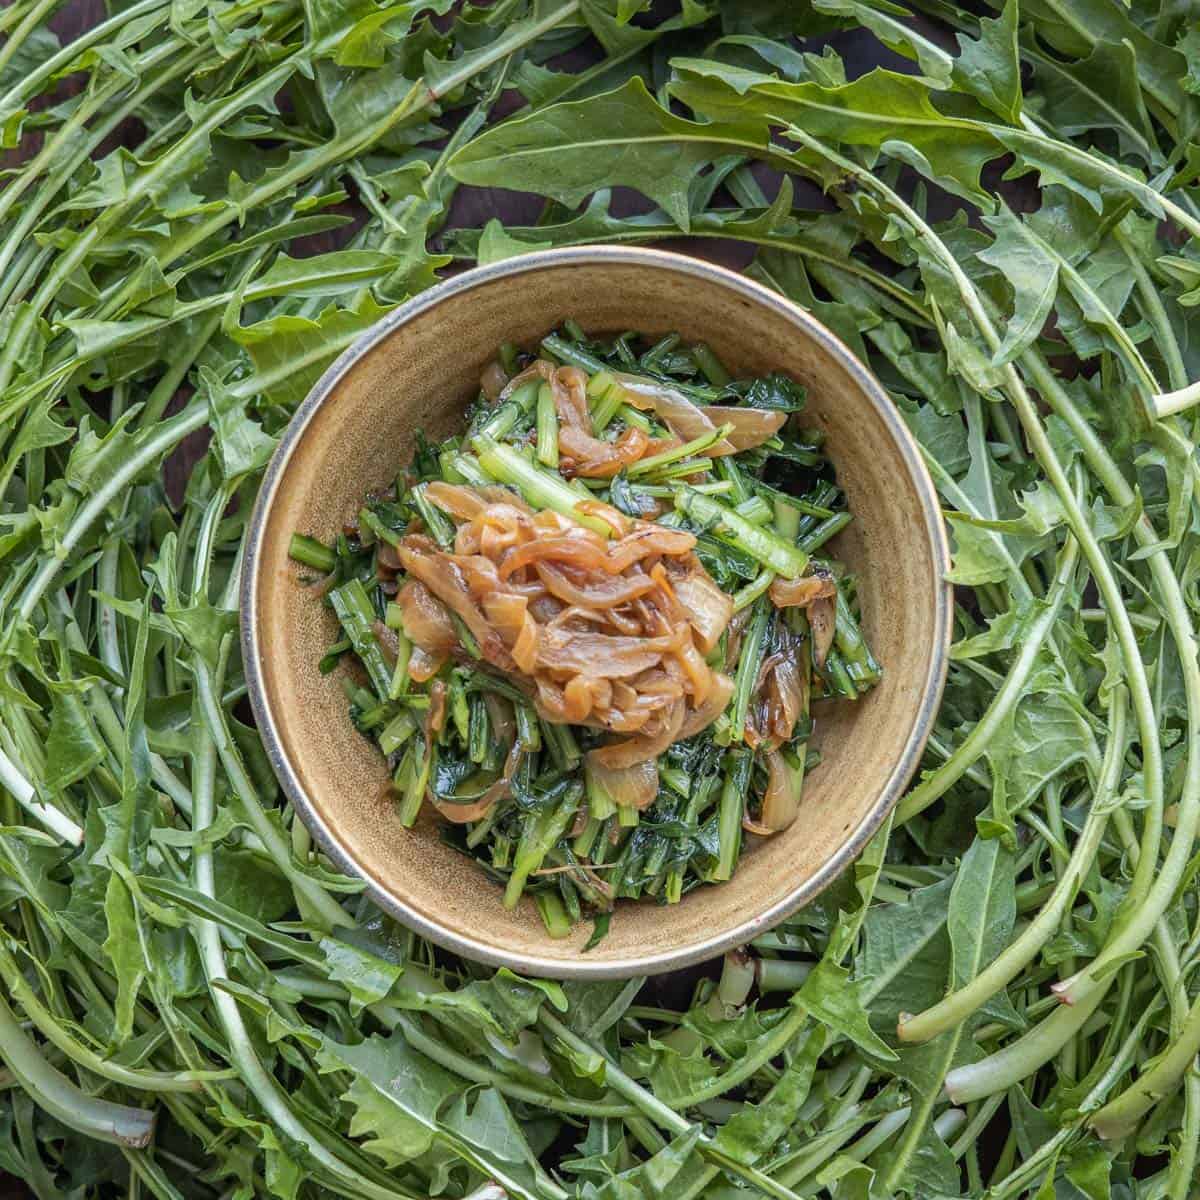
[241,244,953,978]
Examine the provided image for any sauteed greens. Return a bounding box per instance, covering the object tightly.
[291,325,879,934]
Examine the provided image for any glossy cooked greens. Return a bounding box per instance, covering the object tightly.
[291,325,879,936]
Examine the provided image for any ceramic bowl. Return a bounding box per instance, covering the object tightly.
[241,246,952,978]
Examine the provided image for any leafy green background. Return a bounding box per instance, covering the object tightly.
[2,1,1200,1198]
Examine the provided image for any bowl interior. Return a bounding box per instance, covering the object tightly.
[245,250,950,977]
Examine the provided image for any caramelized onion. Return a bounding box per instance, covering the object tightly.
[450,553,506,599]
[770,572,837,609]
[543,365,652,478]
[425,481,491,522]
[480,360,509,402]
[677,673,734,739]
[766,651,806,747]
[537,628,673,679]
[535,562,656,608]
[605,526,697,573]
[426,679,447,738]
[700,406,787,451]
[500,534,608,578]
[398,545,513,669]
[481,591,529,642]
[499,358,554,400]
[377,542,402,572]
[675,638,713,704]
[512,616,538,672]
[585,756,659,811]
[408,645,445,683]
[433,793,498,824]
[576,499,630,537]
[529,594,563,625]
[591,700,685,768]
[724,607,751,671]
[743,814,777,837]
[371,620,400,666]
[612,372,736,455]
[553,365,591,427]
[809,595,836,669]
[435,742,522,824]
[563,675,594,722]
[560,424,649,478]
[391,485,735,762]
[398,581,456,654]
[670,567,733,654]
[760,749,803,831]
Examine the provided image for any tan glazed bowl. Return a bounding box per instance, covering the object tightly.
[241,246,952,978]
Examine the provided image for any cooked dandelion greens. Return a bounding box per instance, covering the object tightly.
[293,325,879,934]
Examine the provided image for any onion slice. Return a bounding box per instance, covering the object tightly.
[770,572,837,610]
[389,484,738,772]
[398,580,457,654]
[765,651,806,747]
[584,755,659,810]
[591,701,685,768]
[612,371,737,455]
[670,567,733,654]
[434,742,523,824]
[809,595,836,669]
[759,749,804,831]
[480,360,509,401]
[700,405,786,450]
[677,672,734,739]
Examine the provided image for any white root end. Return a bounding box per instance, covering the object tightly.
[0,746,83,846]
[1050,979,1076,1004]
[1152,379,1200,421]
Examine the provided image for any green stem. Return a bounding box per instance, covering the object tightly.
[538,1012,806,1200]
[0,36,200,280]
[1116,227,1188,393]
[986,997,1160,1198]
[0,991,155,1147]
[899,685,1126,1043]
[190,484,350,930]
[896,536,1080,822]
[329,581,392,697]
[17,403,207,621]
[0,53,302,392]
[713,748,750,880]
[370,1011,637,1118]
[671,1005,809,1109]
[535,382,559,468]
[473,435,611,534]
[794,126,1178,1028]
[0,939,223,1092]
[1019,356,1200,1008]
[776,128,1176,1168]
[0,0,60,82]
[728,602,769,743]
[1090,935,1200,1138]
[95,1,584,324]
[0,0,166,114]
[190,679,410,1200]
[675,487,808,578]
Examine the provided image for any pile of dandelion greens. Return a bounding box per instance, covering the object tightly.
[291,324,878,939]
[1,0,1200,1197]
